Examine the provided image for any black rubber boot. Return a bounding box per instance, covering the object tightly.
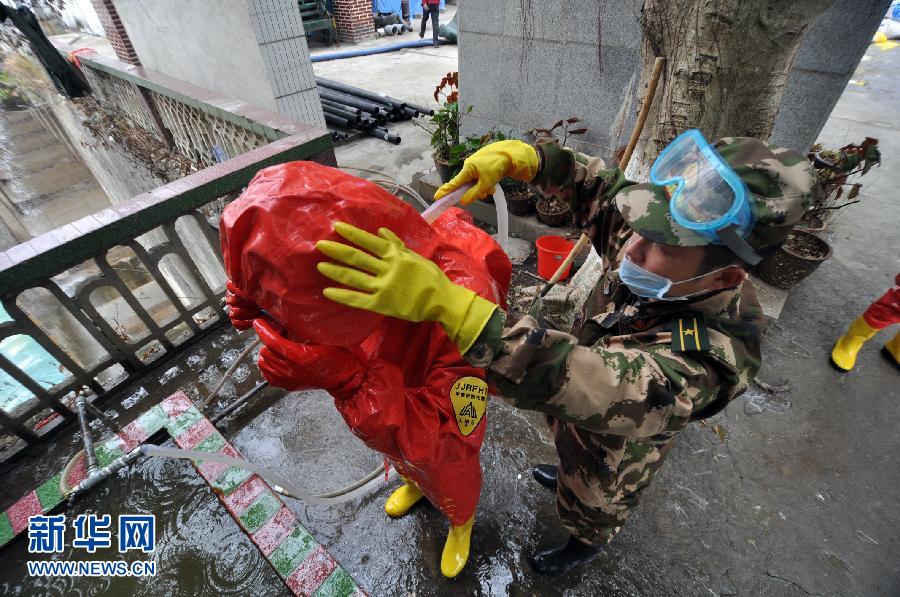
[529,535,602,576]
[531,464,558,489]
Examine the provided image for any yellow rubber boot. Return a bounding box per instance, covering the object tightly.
[384,479,424,518]
[831,316,879,371]
[440,515,475,579]
[883,332,900,366]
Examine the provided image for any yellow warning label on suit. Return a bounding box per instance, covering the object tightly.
[450,376,488,437]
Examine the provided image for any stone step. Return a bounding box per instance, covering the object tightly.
[9,145,77,176]
[5,130,64,155]
[2,113,47,137]
[2,108,37,124]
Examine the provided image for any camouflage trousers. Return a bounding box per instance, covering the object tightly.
[549,416,677,546]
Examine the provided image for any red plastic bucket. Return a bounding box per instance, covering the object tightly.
[536,235,575,281]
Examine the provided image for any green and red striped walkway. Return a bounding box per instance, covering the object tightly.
[0,391,364,597]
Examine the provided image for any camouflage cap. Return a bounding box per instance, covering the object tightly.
[615,136,816,252]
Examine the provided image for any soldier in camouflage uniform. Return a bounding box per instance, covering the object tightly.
[314,134,816,576]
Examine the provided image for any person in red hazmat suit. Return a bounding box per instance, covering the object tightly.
[219,161,511,578]
[831,273,900,370]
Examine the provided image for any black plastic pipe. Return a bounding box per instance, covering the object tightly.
[368,126,401,144]
[405,102,434,116]
[324,112,351,128]
[321,98,360,114]
[319,89,389,116]
[323,104,362,122]
[316,77,407,112]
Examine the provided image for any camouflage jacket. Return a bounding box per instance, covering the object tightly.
[465,143,765,437]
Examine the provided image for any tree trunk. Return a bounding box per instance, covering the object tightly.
[630,0,834,176]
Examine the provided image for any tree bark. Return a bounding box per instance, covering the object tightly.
[630,0,834,176]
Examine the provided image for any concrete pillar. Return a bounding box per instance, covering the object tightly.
[89,0,141,65]
[769,0,891,153]
[332,0,374,44]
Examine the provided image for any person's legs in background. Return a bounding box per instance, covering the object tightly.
[419,5,429,38]
[430,5,440,46]
[419,5,440,46]
[832,274,900,370]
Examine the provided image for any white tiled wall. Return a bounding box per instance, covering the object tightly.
[248,0,326,129]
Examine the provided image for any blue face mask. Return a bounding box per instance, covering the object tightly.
[618,254,733,300]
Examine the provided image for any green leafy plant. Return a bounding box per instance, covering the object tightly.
[421,72,463,164]
[446,129,507,173]
[418,72,510,179]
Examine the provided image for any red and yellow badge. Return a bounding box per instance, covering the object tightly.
[450,377,488,436]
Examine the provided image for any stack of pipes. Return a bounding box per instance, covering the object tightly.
[317,76,434,145]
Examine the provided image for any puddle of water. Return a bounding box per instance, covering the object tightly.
[0,440,289,596]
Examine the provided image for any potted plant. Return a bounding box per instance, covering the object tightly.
[755,229,833,290]
[798,138,881,231]
[499,177,535,216]
[447,129,506,178]
[756,137,881,289]
[527,117,588,147]
[418,72,466,182]
[535,193,572,227]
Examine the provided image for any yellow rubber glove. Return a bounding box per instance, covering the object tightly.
[316,222,498,354]
[434,140,540,205]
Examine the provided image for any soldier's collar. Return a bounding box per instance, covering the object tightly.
[635,285,740,319]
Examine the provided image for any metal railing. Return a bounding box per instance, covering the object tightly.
[0,50,335,462]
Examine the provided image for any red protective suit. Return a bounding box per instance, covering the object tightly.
[220,162,511,526]
[862,273,900,329]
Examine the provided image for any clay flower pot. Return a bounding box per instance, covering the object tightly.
[795,212,827,233]
[433,153,454,183]
[505,189,535,216]
[756,229,832,289]
[536,197,572,227]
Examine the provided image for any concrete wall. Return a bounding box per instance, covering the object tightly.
[769,0,891,152]
[113,0,325,129]
[61,0,105,36]
[458,0,644,163]
[459,0,889,160]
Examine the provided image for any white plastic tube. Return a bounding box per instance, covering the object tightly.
[492,184,509,255]
[420,182,509,253]
[420,183,470,223]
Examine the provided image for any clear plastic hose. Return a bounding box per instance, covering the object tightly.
[420,182,509,253]
[141,444,395,506]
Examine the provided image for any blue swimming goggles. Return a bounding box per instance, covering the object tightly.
[650,129,762,265]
